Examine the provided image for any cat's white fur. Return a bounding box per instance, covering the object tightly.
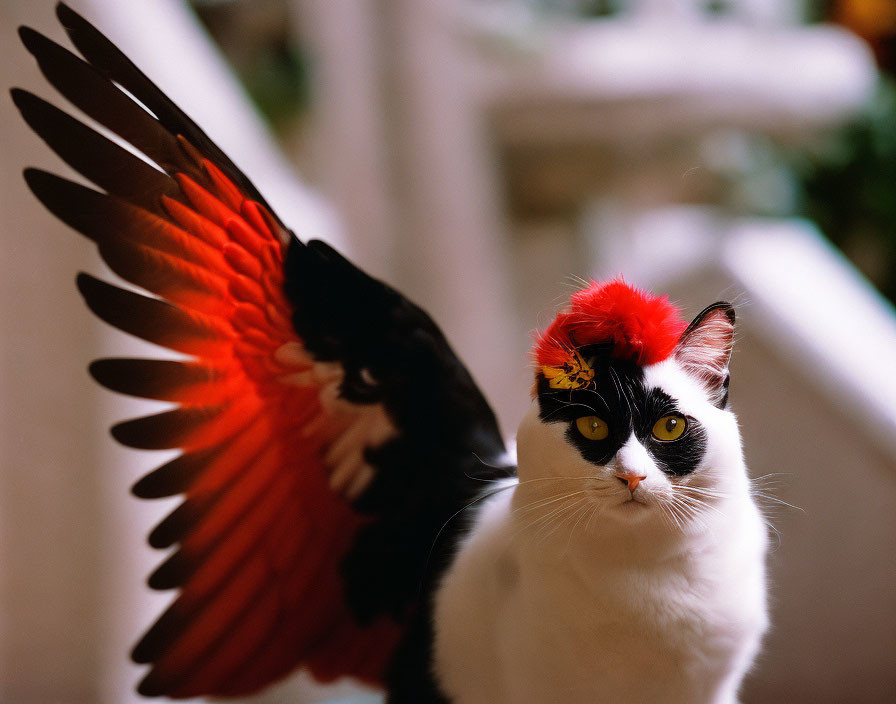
[433,355,768,703]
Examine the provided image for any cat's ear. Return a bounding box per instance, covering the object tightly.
[674,302,735,408]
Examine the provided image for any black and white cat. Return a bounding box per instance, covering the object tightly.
[16,7,768,701]
[435,301,768,703]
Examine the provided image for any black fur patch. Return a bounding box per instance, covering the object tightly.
[537,349,706,477]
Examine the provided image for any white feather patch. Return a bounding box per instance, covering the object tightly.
[275,342,398,499]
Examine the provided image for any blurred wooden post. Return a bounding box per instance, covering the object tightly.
[377,0,524,433]
[299,0,527,435]
[295,0,397,283]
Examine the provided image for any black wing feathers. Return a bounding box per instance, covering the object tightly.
[110,406,221,451]
[76,274,230,356]
[89,359,224,403]
[11,89,177,211]
[284,239,509,624]
[17,26,200,182]
[54,2,281,221]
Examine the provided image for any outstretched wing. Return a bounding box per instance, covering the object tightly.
[14,4,509,699]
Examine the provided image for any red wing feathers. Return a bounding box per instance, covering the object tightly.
[16,4,403,698]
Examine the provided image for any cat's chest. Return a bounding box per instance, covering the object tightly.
[433,490,765,703]
[507,549,721,652]
[495,552,739,702]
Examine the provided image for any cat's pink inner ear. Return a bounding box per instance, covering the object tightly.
[674,305,735,404]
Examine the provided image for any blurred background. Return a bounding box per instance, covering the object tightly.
[2,0,895,702]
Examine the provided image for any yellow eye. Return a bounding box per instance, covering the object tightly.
[652,414,687,442]
[576,416,609,441]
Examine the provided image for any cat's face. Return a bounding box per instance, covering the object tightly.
[515,304,744,539]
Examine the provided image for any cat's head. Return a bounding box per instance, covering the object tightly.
[516,280,746,541]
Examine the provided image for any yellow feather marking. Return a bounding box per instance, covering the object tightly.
[541,350,595,390]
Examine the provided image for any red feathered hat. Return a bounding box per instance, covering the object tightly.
[534,280,686,374]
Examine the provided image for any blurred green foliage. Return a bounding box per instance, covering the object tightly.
[790,78,896,304]
[189,0,309,131]
[237,40,310,128]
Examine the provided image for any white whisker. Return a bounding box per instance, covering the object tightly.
[561,501,596,555]
[538,498,590,545]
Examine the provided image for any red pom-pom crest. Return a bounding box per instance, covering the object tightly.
[534,279,686,370]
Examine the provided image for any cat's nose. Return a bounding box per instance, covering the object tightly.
[615,472,646,492]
